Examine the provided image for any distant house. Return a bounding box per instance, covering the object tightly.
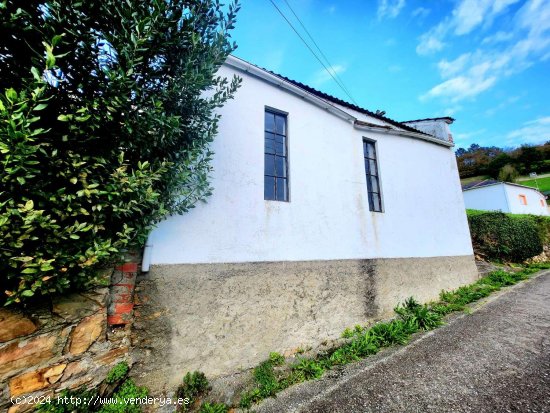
[463,180,549,216]
[133,55,478,391]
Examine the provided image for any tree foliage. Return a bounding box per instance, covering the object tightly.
[0,0,241,305]
[456,142,550,179]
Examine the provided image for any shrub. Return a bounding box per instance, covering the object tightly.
[0,1,241,305]
[467,211,543,262]
[176,371,210,411]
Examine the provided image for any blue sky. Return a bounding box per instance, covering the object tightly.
[230,0,550,150]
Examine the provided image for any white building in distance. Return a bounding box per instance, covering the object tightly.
[463,180,549,216]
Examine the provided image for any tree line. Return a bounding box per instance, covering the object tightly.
[456,142,550,181]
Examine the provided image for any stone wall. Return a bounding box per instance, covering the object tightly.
[0,257,138,413]
[131,255,478,395]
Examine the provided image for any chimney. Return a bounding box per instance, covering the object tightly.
[401,117,455,143]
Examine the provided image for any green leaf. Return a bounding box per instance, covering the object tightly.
[33,103,48,111]
[21,290,35,297]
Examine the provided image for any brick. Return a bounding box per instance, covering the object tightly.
[107,314,125,326]
[115,262,138,273]
[0,309,37,343]
[9,364,66,397]
[0,334,58,379]
[114,303,134,314]
[69,312,105,355]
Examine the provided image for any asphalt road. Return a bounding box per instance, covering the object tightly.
[254,271,550,413]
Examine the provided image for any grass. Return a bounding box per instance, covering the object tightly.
[236,263,550,410]
[518,176,550,193]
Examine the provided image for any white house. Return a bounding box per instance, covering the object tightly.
[132,56,478,391]
[463,180,549,216]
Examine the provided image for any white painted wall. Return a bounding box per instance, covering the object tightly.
[147,64,474,265]
[403,119,452,143]
[504,184,549,215]
[462,183,549,216]
[463,184,510,212]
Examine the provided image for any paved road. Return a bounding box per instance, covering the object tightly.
[254,271,550,413]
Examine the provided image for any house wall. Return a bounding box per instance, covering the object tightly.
[147,65,473,264]
[134,64,478,393]
[504,184,549,216]
[463,184,510,212]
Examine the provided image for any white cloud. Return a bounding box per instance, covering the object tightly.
[310,64,347,87]
[506,116,550,145]
[421,75,497,102]
[416,0,521,55]
[420,0,550,103]
[412,7,430,19]
[485,95,521,116]
[443,106,464,116]
[481,30,514,44]
[416,22,448,55]
[437,53,471,78]
[377,0,406,20]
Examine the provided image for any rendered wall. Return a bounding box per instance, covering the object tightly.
[463,184,510,212]
[504,184,549,216]
[146,64,474,265]
[131,255,478,393]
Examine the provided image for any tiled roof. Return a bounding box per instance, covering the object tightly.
[403,117,455,123]
[462,179,500,191]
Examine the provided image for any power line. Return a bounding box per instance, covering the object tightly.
[267,0,359,106]
[280,0,358,105]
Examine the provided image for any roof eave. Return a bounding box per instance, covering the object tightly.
[354,121,454,148]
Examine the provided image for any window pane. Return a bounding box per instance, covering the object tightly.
[264,176,275,200]
[369,159,378,176]
[275,140,285,155]
[368,192,374,211]
[276,178,287,201]
[265,154,275,175]
[275,156,286,177]
[265,112,275,132]
[275,115,286,135]
[265,138,275,154]
[370,176,379,193]
[366,142,376,158]
[275,135,285,155]
[372,192,381,211]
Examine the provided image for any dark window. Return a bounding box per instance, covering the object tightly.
[265,110,289,201]
[363,139,382,212]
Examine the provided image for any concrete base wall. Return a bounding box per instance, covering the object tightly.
[131,255,478,393]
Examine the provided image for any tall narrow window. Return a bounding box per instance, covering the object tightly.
[363,139,382,212]
[264,109,289,201]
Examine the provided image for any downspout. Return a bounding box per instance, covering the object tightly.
[142,243,153,272]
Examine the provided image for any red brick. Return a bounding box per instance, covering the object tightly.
[114,303,133,314]
[107,314,125,326]
[115,262,138,272]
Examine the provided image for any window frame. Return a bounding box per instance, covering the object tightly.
[363,138,383,213]
[264,107,290,202]
[519,194,527,205]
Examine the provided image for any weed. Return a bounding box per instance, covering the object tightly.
[198,402,229,413]
[269,352,285,366]
[176,371,210,411]
[292,358,324,380]
[106,362,129,384]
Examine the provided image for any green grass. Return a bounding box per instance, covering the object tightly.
[236,263,550,410]
[519,176,550,193]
